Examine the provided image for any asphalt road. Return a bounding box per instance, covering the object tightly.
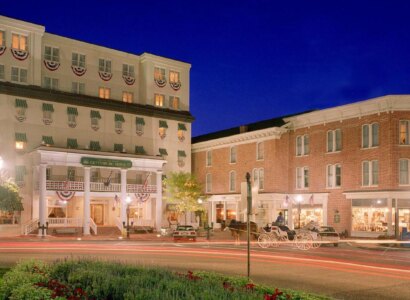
[0,240,409,300]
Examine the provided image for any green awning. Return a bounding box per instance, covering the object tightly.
[67,138,78,149]
[159,148,168,156]
[178,150,187,157]
[67,107,78,115]
[15,98,28,108]
[159,120,168,128]
[178,123,187,131]
[15,133,27,142]
[114,144,123,152]
[135,146,146,155]
[90,110,101,119]
[42,136,54,145]
[15,166,26,181]
[42,103,54,112]
[136,117,145,125]
[90,141,101,151]
[115,114,125,122]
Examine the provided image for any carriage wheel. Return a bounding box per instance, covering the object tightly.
[295,233,313,250]
[312,234,321,249]
[257,233,271,248]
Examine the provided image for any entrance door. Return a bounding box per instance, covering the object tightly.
[91,204,104,225]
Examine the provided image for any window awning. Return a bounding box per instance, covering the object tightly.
[90,110,101,119]
[178,123,187,131]
[90,141,101,151]
[15,132,27,142]
[42,136,54,145]
[114,144,123,152]
[115,114,125,122]
[15,98,27,108]
[42,103,54,112]
[159,148,168,156]
[178,150,186,157]
[67,107,78,115]
[67,138,78,149]
[136,117,145,125]
[159,120,168,128]
[135,146,146,155]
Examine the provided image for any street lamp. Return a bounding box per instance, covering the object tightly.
[296,195,303,229]
[123,195,133,238]
[0,156,4,170]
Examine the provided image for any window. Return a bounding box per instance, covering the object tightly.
[178,123,187,142]
[12,34,27,51]
[230,146,237,163]
[159,148,168,158]
[91,168,100,181]
[72,82,85,94]
[206,173,212,193]
[296,167,309,189]
[362,160,379,186]
[229,171,236,192]
[89,141,101,151]
[72,53,86,67]
[44,46,59,62]
[327,129,342,152]
[42,136,54,146]
[114,144,124,152]
[99,87,110,99]
[15,133,27,150]
[15,98,27,122]
[327,164,341,188]
[67,107,78,128]
[159,120,168,139]
[42,103,54,125]
[99,59,111,73]
[135,146,146,155]
[67,138,78,149]
[362,123,379,148]
[169,96,180,110]
[296,135,309,156]
[256,142,264,160]
[154,67,166,86]
[122,64,135,77]
[67,167,76,181]
[122,92,133,103]
[43,77,58,90]
[15,166,26,184]
[178,150,186,167]
[258,168,264,190]
[206,150,212,167]
[46,167,52,180]
[399,121,410,145]
[114,114,125,134]
[169,70,181,90]
[90,110,101,131]
[399,159,409,185]
[0,31,4,47]
[135,117,145,136]
[0,65,4,80]
[155,94,165,107]
[11,67,27,83]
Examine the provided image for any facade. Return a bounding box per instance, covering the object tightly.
[192,96,410,237]
[0,16,193,236]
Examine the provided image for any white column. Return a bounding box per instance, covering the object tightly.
[120,169,127,225]
[83,167,91,235]
[155,171,163,232]
[387,198,393,235]
[38,163,47,237]
[288,201,294,229]
[322,197,328,226]
[211,202,216,223]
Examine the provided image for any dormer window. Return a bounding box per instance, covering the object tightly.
[169,70,181,90]
[154,67,166,87]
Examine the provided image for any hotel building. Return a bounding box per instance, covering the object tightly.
[0,16,193,236]
[193,96,410,237]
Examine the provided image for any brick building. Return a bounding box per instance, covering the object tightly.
[192,95,410,237]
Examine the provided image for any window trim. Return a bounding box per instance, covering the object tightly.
[326,129,342,153]
[362,123,379,149]
[230,146,237,164]
[11,66,28,84]
[399,120,410,146]
[326,164,342,189]
[296,134,309,156]
[205,173,212,193]
[229,170,236,192]
[362,160,379,187]
[206,150,212,167]
[399,158,410,186]
[296,166,309,189]
[256,141,264,161]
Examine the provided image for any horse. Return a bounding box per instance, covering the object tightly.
[227,219,258,244]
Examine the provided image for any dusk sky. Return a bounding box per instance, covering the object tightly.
[3,1,410,136]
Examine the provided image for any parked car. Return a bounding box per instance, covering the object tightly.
[318,226,340,247]
[173,225,197,241]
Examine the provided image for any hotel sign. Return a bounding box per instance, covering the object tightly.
[80,157,132,169]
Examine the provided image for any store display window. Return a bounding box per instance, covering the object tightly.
[293,205,323,228]
[352,199,388,232]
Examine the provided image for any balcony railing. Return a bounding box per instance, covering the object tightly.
[45,180,157,193]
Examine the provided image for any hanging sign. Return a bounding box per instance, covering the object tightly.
[81,157,132,169]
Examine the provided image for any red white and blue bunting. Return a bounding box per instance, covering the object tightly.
[135,173,151,203]
[44,60,60,71]
[56,190,76,202]
[154,78,166,88]
[98,71,112,81]
[0,46,6,56]
[170,81,181,90]
[122,75,135,85]
[11,48,29,61]
[72,66,86,76]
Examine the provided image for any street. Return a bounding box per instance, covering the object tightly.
[0,239,409,299]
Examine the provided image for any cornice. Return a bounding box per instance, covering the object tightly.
[192,126,286,153]
[0,15,45,34]
[0,82,194,123]
[140,53,191,69]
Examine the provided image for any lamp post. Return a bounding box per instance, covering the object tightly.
[123,195,133,238]
[245,172,252,280]
[296,195,303,229]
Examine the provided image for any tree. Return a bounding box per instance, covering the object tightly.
[0,181,24,224]
[163,172,206,225]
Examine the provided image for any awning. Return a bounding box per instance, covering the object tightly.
[136,117,145,125]
[67,138,78,149]
[90,110,101,119]
[42,103,54,112]
[114,144,123,152]
[178,123,187,131]
[15,132,27,142]
[15,98,27,108]
[90,141,101,151]
[42,136,54,145]
[178,150,186,157]
[159,120,168,128]
[135,146,146,155]
[67,107,78,115]
[115,114,125,122]
[159,148,168,156]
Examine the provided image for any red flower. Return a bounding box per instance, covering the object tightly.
[245,283,255,291]
[223,281,235,292]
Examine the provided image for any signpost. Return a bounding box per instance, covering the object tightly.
[245,172,252,280]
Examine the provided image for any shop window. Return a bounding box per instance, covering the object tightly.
[362,160,378,186]
[352,199,388,232]
[206,173,212,193]
[230,146,237,163]
[206,150,212,167]
[326,164,341,188]
[256,142,264,160]
[293,206,323,228]
[296,166,309,189]
[327,129,342,152]
[135,117,145,136]
[296,134,309,156]
[229,171,236,192]
[399,159,409,185]
[399,120,410,145]
[362,123,379,148]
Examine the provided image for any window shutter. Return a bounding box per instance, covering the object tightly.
[136,117,145,125]
[115,114,125,122]
[90,110,101,119]
[178,123,187,131]
[159,120,168,128]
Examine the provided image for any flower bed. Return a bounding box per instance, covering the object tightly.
[0,260,330,300]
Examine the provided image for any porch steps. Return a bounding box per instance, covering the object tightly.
[95,226,122,236]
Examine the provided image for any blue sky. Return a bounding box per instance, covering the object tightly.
[3,1,410,136]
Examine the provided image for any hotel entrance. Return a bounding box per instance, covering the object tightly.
[91,204,104,225]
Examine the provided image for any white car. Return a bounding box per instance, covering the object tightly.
[173,225,197,241]
[318,226,340,247]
